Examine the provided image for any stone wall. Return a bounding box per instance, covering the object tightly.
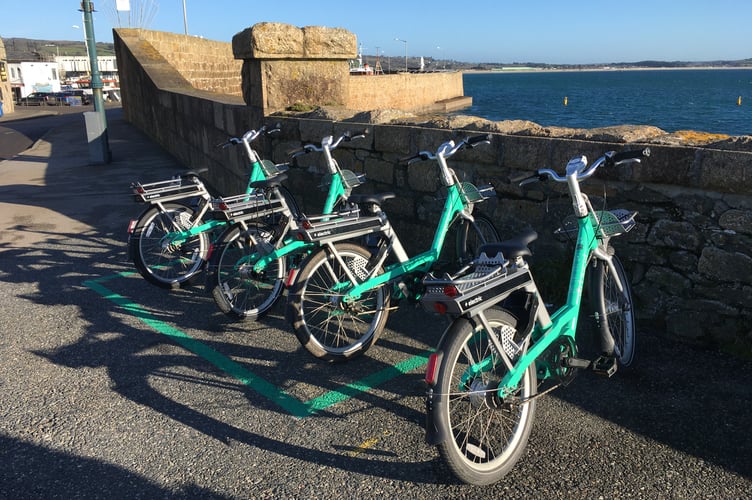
[230,22,468,115]
[0,37,14,116]
[348,72,469,113]
[113,27,752,356]
[127,29,242,95]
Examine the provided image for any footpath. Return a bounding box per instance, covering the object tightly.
[0,106,183,248]
[0,107,751,498]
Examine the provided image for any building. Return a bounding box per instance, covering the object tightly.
[8,55,119,101]
[9,61,62,99]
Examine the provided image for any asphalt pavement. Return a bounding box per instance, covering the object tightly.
[0,106,751,498]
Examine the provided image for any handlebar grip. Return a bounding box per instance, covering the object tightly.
[215,137,240,149]
[610,147,650,164]
[400,152,430,164]
[345,129,370,141]
[465,133,492,148]
[508,171,547,186]
[265,123,282,136]
[287,147,305,157]
[508,171,534,184]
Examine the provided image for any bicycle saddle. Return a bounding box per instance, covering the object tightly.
[180,167,208,179]
[249,172,288,189]
[347,192,396,206]
[478,228,538,259]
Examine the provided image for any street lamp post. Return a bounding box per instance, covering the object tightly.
[395,37,408,72]
[45,44,59,58]
[436,46,446,70]
[80,0,111,164]
[182,0,189,35]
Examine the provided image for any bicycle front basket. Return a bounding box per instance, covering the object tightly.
[259,159,289,177]
[459,182,496,204]
[555,209,637,238]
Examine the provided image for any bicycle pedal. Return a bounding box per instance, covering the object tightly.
[564,357,591,370]
[592,355,618,378]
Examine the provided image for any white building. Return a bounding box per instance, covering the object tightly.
[10,56,119,99]
[9,61,61,98]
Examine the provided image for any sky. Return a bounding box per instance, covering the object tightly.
[2,0,751,65]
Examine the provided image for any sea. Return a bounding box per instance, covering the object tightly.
[460,69,752,136]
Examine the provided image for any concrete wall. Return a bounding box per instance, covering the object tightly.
[113,27,752,356]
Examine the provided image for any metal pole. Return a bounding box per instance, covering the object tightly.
[182,0,189,35]
[81,0,111,163]
[395,38,408,72]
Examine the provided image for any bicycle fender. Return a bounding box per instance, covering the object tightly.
[425,316,474,445]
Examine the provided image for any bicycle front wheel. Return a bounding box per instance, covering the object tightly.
[206,223,285,320]
[287,242,390,362]
[129,202,210,289]
[456,212,500,264]
[593,254,636,367]
[434,308,537,485]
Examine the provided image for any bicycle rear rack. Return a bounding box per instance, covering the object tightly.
[421,252,533,316]
[131,176,209,203]
[212,192,287,222]
[294,207,385,244]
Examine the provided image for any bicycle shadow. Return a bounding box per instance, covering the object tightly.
[547,331,752,480]
[0,224,446,488]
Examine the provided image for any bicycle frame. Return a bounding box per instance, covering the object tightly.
[224,133,368,274]
[240,166,355,273]
[465,154,639,399]
[488,211,598,398]
[158,139,276,247]
[341,182,473,303]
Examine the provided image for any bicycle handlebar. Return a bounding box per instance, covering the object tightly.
[510,147,650,185]
[287,129,370,158]
[400,134,492,165]
[216,123,282,149]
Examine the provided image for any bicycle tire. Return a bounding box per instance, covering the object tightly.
[206,222,285,320]
[434,308,537,485]
[129,202,210,289]
[287,242,390,362]
[456,212,500,265]
[592,254,636,367]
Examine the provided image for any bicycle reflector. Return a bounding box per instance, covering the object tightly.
[425,352,442,386]
[443,285,458,297]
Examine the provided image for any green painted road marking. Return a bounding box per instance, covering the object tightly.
[83,273,429,418]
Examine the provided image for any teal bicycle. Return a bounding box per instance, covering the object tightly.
[420,148,647,485]
[286,135,500,362]
[127,125,291,289]
[205,130,372,319]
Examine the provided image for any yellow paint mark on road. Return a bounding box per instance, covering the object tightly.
[346,430,393,457]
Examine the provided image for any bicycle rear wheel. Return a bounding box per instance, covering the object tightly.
[206,223,284,320]
[592,254,636,366]
[129,202,209,289]
[287,242,390,362]
[434,308,537,485]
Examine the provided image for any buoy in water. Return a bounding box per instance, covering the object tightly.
[563,96,568,106]
[738,96,742,106]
